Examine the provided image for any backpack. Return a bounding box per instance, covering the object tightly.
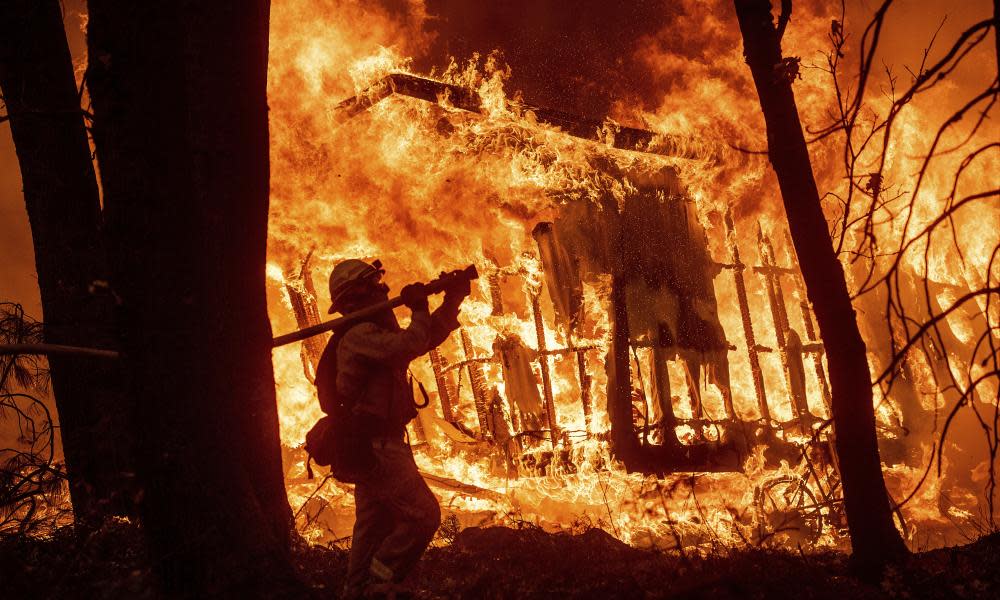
[305,327,374,482]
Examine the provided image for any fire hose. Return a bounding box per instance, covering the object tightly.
[0,264,479,358]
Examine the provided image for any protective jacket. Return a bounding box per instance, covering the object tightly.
[317,299,460,438]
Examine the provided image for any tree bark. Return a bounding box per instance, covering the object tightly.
[0,0,134,525]
[86,2,299,595]
[732,0,908,572]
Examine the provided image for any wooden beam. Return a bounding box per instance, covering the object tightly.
[334,73,725,162]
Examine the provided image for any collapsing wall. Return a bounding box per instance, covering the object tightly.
[536,166,733,463]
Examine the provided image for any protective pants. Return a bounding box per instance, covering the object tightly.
[344,437,441,596]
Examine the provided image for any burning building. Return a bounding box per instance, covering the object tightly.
[270,70,850,547]
[0,3,995,595]
[263,0,997,554]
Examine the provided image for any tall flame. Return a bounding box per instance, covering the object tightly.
[266,0,999,549]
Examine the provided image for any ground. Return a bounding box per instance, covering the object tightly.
[2,521,999,599]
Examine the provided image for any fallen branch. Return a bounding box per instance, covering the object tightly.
[0,343,119,359]
[420,471,504,501]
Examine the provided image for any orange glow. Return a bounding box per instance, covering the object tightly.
[265,0,999,551]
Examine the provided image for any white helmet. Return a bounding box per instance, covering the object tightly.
[327,258,384,314]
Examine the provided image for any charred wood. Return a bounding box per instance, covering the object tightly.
[334,73,725,162]
[758,226,812,428]
[460,328,494,441]
[487,272,505,316]
[650,345,681,446]
[429,348,457,421]
[530,292,559,447]
[724,212,771,421]
[284,255,327,382]
[607,210,641,467]
[789,235,832,413]
[576,349,594,436]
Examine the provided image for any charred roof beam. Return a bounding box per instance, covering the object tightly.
[333,73,723,162]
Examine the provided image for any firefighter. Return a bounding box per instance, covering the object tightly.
[319,258,470,598]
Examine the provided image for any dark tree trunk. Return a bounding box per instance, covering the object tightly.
[0,0,134,525]
[732,0,908,572]
[86,2,299,595]
[994,0,999,76]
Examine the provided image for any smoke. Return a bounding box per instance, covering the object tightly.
[413,0,688,122]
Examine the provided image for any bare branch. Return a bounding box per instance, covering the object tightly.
[875,286,1000,386]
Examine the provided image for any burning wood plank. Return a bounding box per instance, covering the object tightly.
[757,226,812,429]
[532,222,584,333]
[283,252,328,382]
[575,349,594,436]
[650,343,681,445]
[494,334,545,433]
[530,292,560,447]
[724,211,770,422]
[786,231,832,412]
[429,348,457,421]
[460,328,494,441]
[486,270,504,316]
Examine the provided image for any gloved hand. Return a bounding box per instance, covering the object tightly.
[400,282,429,312]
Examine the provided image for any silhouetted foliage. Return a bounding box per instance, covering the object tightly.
[0,302,69,536]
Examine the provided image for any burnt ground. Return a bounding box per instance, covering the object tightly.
[2,520,999,599]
